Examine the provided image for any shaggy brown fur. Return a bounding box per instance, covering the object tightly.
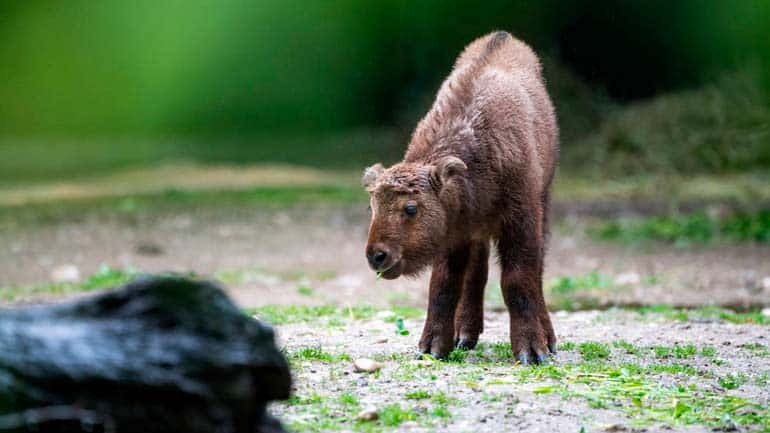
[363,31,558,363]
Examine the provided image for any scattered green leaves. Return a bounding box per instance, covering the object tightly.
[394,317,410,336]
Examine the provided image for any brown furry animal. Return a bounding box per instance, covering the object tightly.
[363,31,558,363]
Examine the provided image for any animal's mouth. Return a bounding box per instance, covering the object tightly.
[377,259,403,280]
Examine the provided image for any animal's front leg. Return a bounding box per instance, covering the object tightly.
[453,240,489,350]
[419,245,470,358]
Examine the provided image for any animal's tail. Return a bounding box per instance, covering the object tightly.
[485,31,511,57]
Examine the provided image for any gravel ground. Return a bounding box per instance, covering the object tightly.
[270,309,770,433]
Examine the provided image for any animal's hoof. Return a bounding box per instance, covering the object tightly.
[509,310,557,366]
[455,338,478,351]
[430,351,448,360]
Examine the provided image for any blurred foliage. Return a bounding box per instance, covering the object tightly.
[0,0,768,178]
[590,209,770,245]
[562,70,770,176]
[550,270,613,295]
[0,129,400,182]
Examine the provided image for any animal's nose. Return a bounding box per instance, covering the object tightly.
[366,248,389,270]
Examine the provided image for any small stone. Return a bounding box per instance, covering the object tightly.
[409,359,434,367]
[50,264,80,283]
[615,272,640,286]
[356,407,379,421]
[375,310,396,320]
[374,337,388,344]
[353,358,383,373]
[761,308,770,318]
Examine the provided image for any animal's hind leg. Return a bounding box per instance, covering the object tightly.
[498,206,556,365]
[453,240,489,350]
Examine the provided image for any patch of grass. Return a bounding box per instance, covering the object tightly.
[756,372,769,387]
[297,286,314,296]
[430,404,451,419]
[217,267,338,286]
[490,342,515,360]
[590,209,770,246]
[545,271,617,311]
[578,342,611,361]
[246,304,422,326]
[378,404,418,427]
[287,393,324,406]
[741,343,769,356]
[446,348,469,364]
[636,305,770,325]
[0,184,367,229]
[549,270,614,294]
[0,265,136,302]
[614,340,642,355]
[640,363,699,376]
[557,341,577,351]
[405,390,431,400]
[673,345,698,359]
[326,317,346,327]
[339,393,358,406]
[651,346,673,359]
[430,392,454,405]
[288,346,352,363]
[718,373,747,390]
[553,172,770,205]
[611,341,713,363]
[248,305,338,325]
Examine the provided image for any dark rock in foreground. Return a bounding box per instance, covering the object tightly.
[0,276,291,433]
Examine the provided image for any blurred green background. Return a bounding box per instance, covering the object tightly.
[1,0,769,183]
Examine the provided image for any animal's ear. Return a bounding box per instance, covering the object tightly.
[362,163,385,189]
[434,156,467,186]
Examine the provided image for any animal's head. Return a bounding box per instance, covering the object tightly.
[362,156,467,279]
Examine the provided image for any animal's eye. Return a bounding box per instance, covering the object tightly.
[404,202,418,216]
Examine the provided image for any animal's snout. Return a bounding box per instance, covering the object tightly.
[366,245,390,270]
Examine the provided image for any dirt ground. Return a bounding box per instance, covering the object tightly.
[2,203,769,309]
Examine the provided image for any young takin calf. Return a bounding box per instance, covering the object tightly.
[363,31,558,363]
